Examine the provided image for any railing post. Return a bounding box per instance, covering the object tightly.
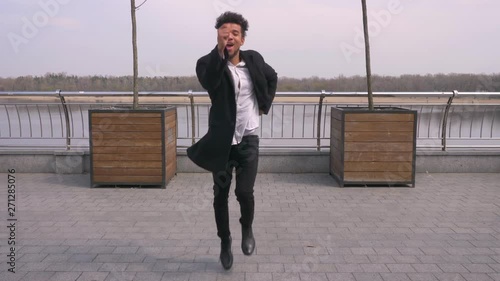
[441,90,457,151]
[188,90,196,145]
[317,90,326,151]
[57,89,71,150]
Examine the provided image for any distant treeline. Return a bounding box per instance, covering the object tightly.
[1,73,499,92]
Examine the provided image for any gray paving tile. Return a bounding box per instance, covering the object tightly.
[0,271,27,281]
[412,264,443,273]
[187,272,217,281]
[17,253,48,263]
[41,254,72,263]
[76,272,109,281]
[98,263,129,271]
[271,273,301,281]
[434,273,466,281]
[216,272,245,281]
[245,272,272,281]
[353,273,384,281]
[50,272,82,281]
[132,272,163,281]
[361,264,390,273]
[463,264,495,273]
[407,273,439,281]
[489,273,500,281]
[44,262,76,271]
[126,263,155,272]
[461,273,495,281]
[387,264,416,273]
[104,272,136,281]
[158,272,189,281]
[41,246,70,254]
[19,272,55,281]
[257,263,284,272]
[380,273,412,281]
[72,263,103,272]
[3,173,500,281]
[437,264,469,273]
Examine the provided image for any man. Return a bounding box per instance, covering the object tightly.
[187,11,278,270]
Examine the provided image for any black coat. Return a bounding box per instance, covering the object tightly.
[187,46,278,172]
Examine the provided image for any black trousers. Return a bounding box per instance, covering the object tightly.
[212,135,259,240]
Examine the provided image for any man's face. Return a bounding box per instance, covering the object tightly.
[220,23,245,60]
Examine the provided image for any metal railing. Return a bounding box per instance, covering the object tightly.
[1,91,499,151]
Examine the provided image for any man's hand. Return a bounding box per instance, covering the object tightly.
[217,25,229,58]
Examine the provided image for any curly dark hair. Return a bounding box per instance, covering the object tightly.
[215,11,249,37]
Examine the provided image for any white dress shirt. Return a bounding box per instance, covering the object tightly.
[227,60,260,145]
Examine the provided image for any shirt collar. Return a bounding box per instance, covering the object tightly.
[228,59,246,67]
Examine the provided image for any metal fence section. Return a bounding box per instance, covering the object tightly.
[1,91,499,150]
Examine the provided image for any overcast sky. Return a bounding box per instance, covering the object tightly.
[1,0,499,78]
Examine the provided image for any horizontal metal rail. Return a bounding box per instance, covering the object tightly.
[1,91,499,151]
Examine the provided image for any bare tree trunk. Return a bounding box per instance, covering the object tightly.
[131,0,139,109]
[361,0,374,110]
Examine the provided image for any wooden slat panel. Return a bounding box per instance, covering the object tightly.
[166,122,176,129]
[331,127,342,142]
[330,145,342,158]
[166,150,175,162]
[345,113,414,122]
[92,139,161,147]
[92,146,160,154]
[331,119,342,132]
[345,142,413,152]
[165,162,177,179]
[93,161,162,169]
[345,152,413,162]
[92,153,162,161]
[345,121,414,132]
[345,131,413,142]
[331,155,343,175]
[331,108,343,121]
[92,113,161,118]
[91,124,161,132]
[166,127,176,144]
[344,171,412,182]
[165,114,176,124]
[330,136,341,151]
[93,175,163,183]
[344,162,412,172]
[93,168,162,176]
[91,117,161,125]
[91,132,162,140]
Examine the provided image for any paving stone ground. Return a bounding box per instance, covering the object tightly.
[0,172,499,281]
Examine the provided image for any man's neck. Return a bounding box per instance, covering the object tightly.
[229,51,241,65]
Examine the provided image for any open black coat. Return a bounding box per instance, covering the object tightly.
[187,46,278,172]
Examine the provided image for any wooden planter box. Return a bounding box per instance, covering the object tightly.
[330,107,417,187]
[89,107,177,188]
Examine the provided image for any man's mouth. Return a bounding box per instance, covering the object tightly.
[226,44,234,51]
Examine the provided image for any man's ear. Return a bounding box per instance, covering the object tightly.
[241,36,245,46]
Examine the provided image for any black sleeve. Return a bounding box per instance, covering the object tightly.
[195,45,229,100]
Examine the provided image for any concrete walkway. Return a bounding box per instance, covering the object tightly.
[1,173,500,281]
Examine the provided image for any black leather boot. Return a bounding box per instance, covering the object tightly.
[241,226,255,255]
[220,236,233,270]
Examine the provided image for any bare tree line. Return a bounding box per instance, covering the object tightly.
[1,73,499,92]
